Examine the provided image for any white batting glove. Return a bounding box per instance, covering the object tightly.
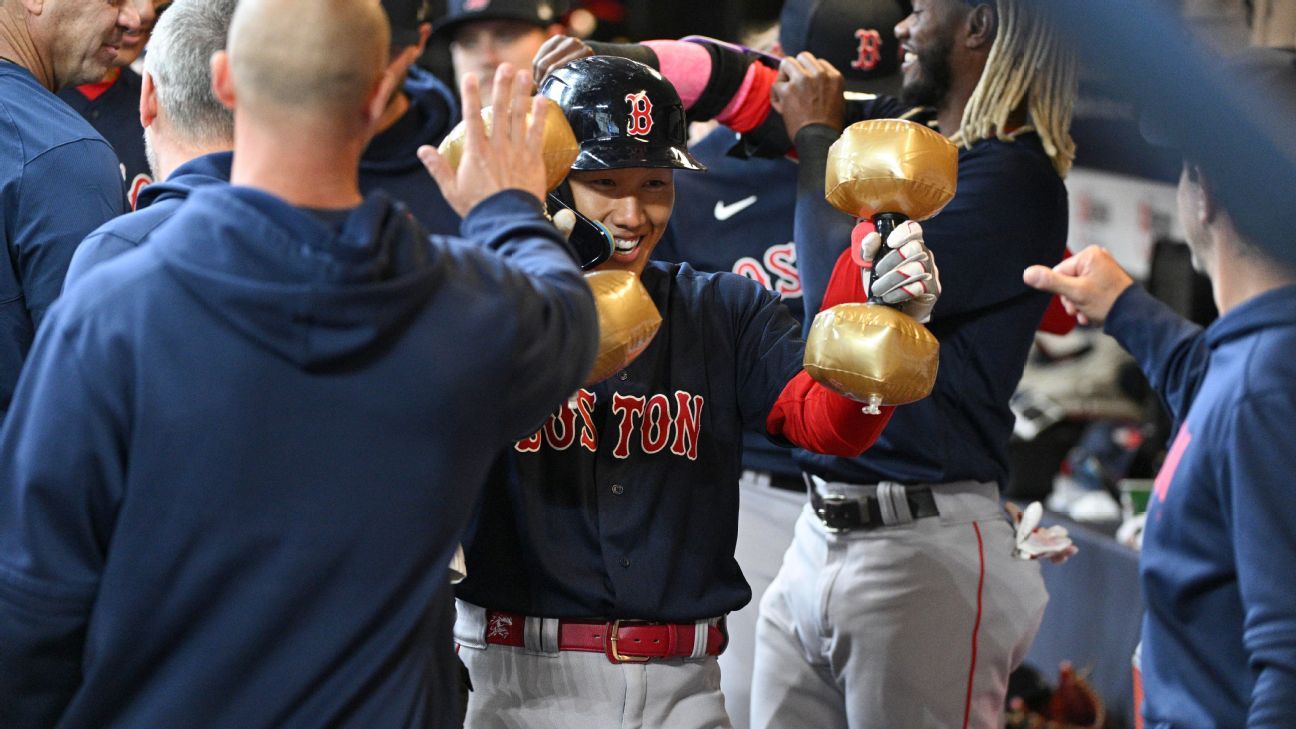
[1006,501,1078,564]
[860,220,941,323]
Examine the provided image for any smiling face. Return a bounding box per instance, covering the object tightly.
[895,0,961,109]
[116,0,163,67]
[568,167,675,277]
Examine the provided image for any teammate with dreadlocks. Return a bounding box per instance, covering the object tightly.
[534,1,1078,726]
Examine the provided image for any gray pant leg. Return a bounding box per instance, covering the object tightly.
[723,477,804,729]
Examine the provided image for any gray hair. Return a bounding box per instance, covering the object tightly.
[144,0,239,145]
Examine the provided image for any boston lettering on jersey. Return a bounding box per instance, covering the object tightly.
[514,388,705,460]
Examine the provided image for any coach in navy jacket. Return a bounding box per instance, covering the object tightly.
[1025,47,1296,729]
[0,1,596,726]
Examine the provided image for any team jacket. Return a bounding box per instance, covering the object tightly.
[360,66,461,236]
[0,186,597,728]
[654,126,803,481]
[64,151,233,289]
[58,67,152,207]
[1105,284,1296,729]
[1,63,124,420]
[459,257,893,622]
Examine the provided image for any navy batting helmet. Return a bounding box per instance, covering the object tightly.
[539,56,705,172]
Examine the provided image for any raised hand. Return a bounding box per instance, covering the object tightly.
[532,35,594,87]
[771,51,845,139]
[1023,245,1136,326]
[417,64,550,217]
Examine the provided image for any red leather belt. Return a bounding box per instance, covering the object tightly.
[482,609,727,664]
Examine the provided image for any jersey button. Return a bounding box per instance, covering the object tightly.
[618,370,629,381]
[620,557,631,568]
[611,484,624,495]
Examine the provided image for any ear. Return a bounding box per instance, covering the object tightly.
[416,22,432,53]
[139,69,159,129]
[965,3,997,51]
[210,50,236,110]
[366,65,402,128]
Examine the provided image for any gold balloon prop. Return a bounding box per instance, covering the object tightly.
[803,303,940,412]
[825,119,958,221]
[584,270,662,386]
[436,97,579,192]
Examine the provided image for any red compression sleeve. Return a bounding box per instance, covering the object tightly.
[765,248,893,457]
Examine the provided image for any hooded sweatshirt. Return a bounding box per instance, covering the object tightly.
[361,66,461,235]
[63,151,233,289]
[0,184,597,729]
[1105,283,1296,728]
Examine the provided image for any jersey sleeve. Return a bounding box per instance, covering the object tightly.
[15,140,124,326]
[1223,394,1296,726]
[1104,284,1209,429]
[791,124,855,326]
[0,307,128,728]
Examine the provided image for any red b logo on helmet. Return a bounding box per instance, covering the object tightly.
[625,91,654,136]
[851,28,883,71]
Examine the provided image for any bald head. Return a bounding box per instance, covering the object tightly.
[226,0,389,122]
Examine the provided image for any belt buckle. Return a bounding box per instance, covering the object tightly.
[816,492,855,533]
[606,619,650,664]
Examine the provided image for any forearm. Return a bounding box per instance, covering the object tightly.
[1103,284,1208,424]
[793,124,853,324]
[766,370,893,456]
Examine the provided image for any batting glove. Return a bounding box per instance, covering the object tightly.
[860,220,940,323]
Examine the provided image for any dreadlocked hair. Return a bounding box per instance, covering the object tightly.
[954,0,1078,177]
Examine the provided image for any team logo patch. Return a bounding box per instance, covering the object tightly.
[625,91,654,136]
[487,613,513,639]
[851,28,883,71]
[464,0,490,11]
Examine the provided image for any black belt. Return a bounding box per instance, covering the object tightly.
[809,485,939,532]
[742,469,807,493]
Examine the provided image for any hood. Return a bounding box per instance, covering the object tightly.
[154,184,441,368]
[1206,283,1296,349]
[361,66,459,174]
[136,151,233,210]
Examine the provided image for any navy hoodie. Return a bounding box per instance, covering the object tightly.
[0,185,597,728]
[64,151,233,289]
[1105,284,1296,728]
[361,66,461,235]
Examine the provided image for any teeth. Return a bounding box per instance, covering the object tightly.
[614,237,640,253]
[905,52,918,64]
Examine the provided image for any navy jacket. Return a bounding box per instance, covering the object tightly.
[459,261,807,621]
[654,127,803,480]
[1106,284,1296,729]
[361,66,461,236]
[0,186,597,728]
[58,67,153,207]
[64,151,233,289]
[1,63,124,420]
[792,99,1068,486]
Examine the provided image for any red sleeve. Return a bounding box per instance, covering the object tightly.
[765,247,893,457]
[1038,248,1078,334]
[767,371,894,457]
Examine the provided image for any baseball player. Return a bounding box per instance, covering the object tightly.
[435,0,570,94]
[651,4,912,725]
[452,55,940,729]
[533,1,1077,726]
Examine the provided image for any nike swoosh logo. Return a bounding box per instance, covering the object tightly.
[714,195,758,221]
